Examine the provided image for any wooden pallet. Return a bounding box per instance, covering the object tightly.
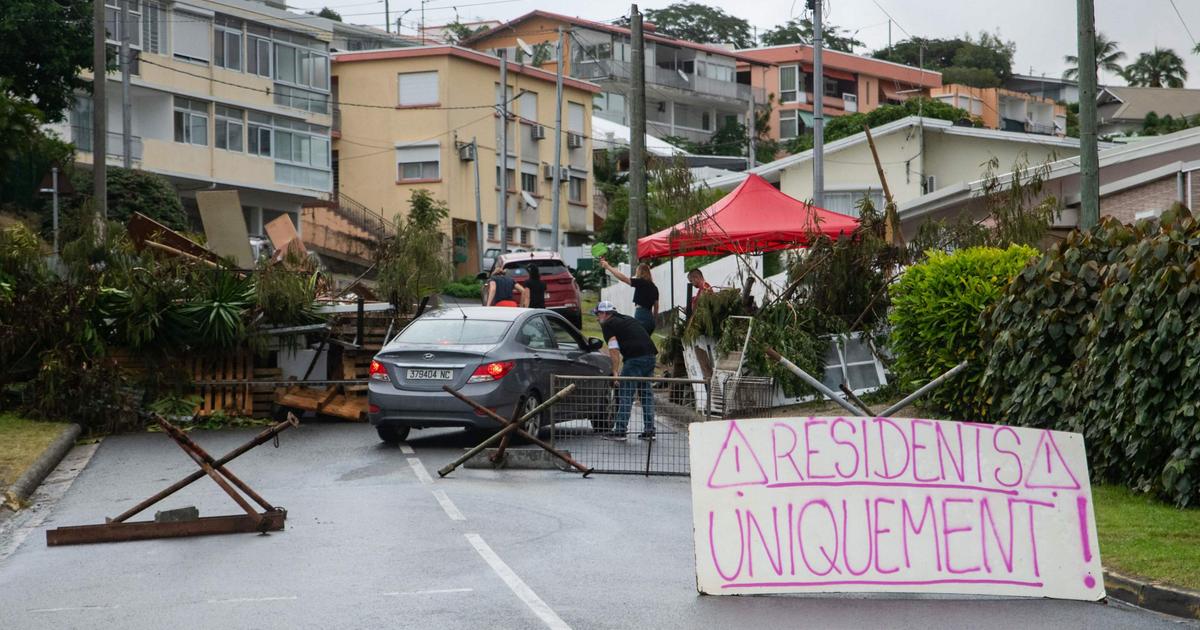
[189,354,254,417]
[275,384,366,422]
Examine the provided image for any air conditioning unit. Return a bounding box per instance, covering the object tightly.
[566,132,584,149]
[924,175,937,193]
[457,143,476,161]
[542,164,567,180]
[530,125,546,140]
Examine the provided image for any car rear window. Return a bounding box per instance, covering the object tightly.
[505,261,570,277]
[393,319,511,345]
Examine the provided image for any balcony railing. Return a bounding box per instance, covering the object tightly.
[70,126,144,161]
[332,107,341,133]
[573,59,764,103]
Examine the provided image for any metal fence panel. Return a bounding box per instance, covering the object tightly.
[548,375,711,476]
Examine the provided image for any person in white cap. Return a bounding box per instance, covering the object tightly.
[593,301,657,441]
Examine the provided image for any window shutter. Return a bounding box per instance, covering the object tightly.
[398,72,439,106]
[172,11,211,61]
[396,143,440,163]
[567,102,585,133]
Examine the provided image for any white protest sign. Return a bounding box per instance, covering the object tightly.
[689,417,1104,600]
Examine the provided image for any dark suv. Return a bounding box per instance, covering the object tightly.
[478,251,583,329]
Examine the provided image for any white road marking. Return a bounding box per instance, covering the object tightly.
[28,604,119,613]
[381,588,474,596]
[432,489,466,521]
[465,533,571,630]
[407,457,433,484]
[399,444,415,454]
[206,596,298,604]
[0,442,101,565]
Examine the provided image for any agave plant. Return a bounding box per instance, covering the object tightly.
[174,270,254,351]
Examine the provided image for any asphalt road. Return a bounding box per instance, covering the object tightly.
[0,422,1195,630]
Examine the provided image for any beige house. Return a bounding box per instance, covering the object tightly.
[51,0,338,236]
[698,117,1084,221]
[332,45,599,276]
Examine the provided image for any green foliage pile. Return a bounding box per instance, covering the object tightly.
[377,189,453,314]
[981,210,1200,506]
[889,245,1038,420]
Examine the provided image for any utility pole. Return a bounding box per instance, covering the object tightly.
[747,71,757,169]
[120,0,132,170]
[550,28,565,252]
[385,0,390,34]
[472,137,483,270]
[887,20,892,50]
[93,0,107,231]
[498,49,509,255]
[628,4,647,269]
[1077,0,1100,229]
[811,0,825,208]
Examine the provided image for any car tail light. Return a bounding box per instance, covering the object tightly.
[369,404,380,413]
[369,360,390,382]
[468,361,515,383]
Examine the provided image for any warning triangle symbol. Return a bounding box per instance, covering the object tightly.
[1024,430,1082,490]
[705,421,769,489]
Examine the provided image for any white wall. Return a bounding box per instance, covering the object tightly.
[779,130,924,205]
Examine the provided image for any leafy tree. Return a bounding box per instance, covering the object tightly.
[1123,47,1188,88]
[617,3,753,49]
[785,97,976,153]
[1063,32,1125,80]
[759,18,863,52]
[1065,102,1079,138]
[440,20,490,45]
[1141,111,1200,136]
[0,0,93,122]
[377,189,452,313]
[308,7,342,22]
[68,167,187,232]
[873,32,1015,87]
[0,87,74,212]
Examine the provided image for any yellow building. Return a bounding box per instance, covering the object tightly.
[930,84,1067,137]
[332,45,600,276]
[51,0,358,238]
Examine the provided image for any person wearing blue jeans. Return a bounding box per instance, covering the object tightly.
[594,301,657,441]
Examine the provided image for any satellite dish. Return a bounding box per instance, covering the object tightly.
[677,68,689,82]
[516,38,534,59]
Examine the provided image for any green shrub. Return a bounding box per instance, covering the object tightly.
[981,210,1200,507]
[442,278,483,299]
[889,245,1038,419]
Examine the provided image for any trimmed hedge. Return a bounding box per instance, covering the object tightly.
[889,245,1038,420]
[982,211,1200,507]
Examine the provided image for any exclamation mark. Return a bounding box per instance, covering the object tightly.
[1077,495,1097,589]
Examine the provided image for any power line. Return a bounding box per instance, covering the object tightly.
[869,0,911,40]
[1167,0,1197,47]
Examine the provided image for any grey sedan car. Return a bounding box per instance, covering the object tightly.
[367,307,612,444]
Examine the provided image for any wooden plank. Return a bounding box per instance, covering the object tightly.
[46,510,287,546]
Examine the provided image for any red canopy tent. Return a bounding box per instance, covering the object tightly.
[636,174,860,258]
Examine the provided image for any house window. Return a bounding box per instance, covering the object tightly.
[779,65,799,103]
[521,172,537,194]
[568,175,585,203]
[104,1,142,48]
[173,97,208,145]
[214,18,243,71]
[396,144,440,181]
[274,120,330,168]
[275,44,329,91]
[519,91,537,122]
[215,106,244,152]
[567,101,585,134]
[487,224,497,241]
[71,96,94,152]
[823,77,840,98]
[779,110,798,138]
[142,1,165,54]
[247,112,271,157]
[495,165,516,189]
[822,189,884,218]
[247,34,271,77]
[398,71,439,107]
[505,227,515,243]
[172,11,210,63]
[519,229,531,246]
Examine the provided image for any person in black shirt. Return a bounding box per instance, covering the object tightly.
[484,267,526,307]
[594,301,657,441]
[600,258,659,333]
[522,264,547,309]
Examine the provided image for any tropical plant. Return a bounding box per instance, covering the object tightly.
[377,189,453,313]
[1063,32,1126,80]
[68,166,187,231]
[1141,111,1200,136]
[0,0,93,122]
[759,17,863,52]
[873,32,1016,87]
[1123,47,1188,88]
[888,245,1038,420]
[617,3,753,49]
[253,250,326,327]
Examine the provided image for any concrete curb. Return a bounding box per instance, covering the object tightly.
[1105,569,1200,620]
[2,423,82,510]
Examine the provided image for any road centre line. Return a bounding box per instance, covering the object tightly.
[407,457,433,484]
[28,604,119,613]
[381,588,474,596]
[206,596,298,604]
[465,533,572,630]
[399,444,415,454]
[432,489,466,520]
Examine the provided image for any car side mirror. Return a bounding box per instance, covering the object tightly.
[475,272,488,281]
[587,337,603,352]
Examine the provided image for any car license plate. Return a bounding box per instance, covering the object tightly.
[407,368,454,380]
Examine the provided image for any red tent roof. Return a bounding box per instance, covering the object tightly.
[636,174,860,258]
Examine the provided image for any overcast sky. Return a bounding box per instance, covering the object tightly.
[293,0,1200,87]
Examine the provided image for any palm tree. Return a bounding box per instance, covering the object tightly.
[1063,32,1126,79]
[1123,47,1188,88]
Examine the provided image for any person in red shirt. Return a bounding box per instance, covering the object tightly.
[687,269,714,314]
